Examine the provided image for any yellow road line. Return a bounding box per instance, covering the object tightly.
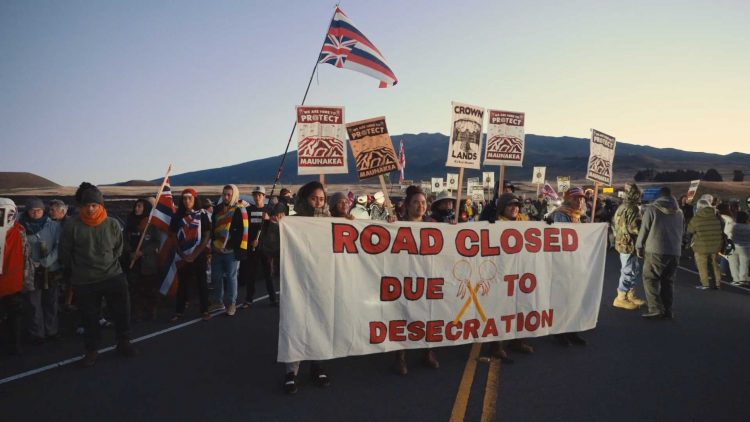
[450,343,482,422]
[480,355,502,422]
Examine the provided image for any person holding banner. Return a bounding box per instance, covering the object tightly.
[239,186,278,309]
[169,188,212,322]
[209,185,249,317]
[329,192,354,219]
[283,181,331,394]
[612,185,646,311]
[60,183,136,367]
[547,187,589,346]
[393,185,440,375]
[370,192,391,221]
[123,198,160,322]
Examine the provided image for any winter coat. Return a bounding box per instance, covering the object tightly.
[0,224,28,297]
[59,215,124,285]
[613,188,641,254]
[636,196,684,256]
[687,207,723,254]
[731,223,750,248]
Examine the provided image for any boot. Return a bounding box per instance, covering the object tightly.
[613,290,638,310]
[395,350,408,375]
[116,339,138,357]
[423,350,439,369]
[489,341,514,363]
[626,289,646,307]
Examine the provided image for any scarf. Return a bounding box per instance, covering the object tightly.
[177,210,203,254]
[79,206,108,227]
[555,204,584,223]
[212,205,248,250]
[19,214,49,235]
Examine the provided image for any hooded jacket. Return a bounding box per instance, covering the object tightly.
[613,185,641,254]
[687,207,723,254]
[636,195,684,256]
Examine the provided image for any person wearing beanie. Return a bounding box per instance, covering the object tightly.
[329,192,353,219]
[283,181,332,394]
[0,198,28,355]
[18,197,63,343]
[687,198,724,290]
[636,187,684,319]
[612,184,647,310]
[60,182,136,366]
[239,186,277,309]
[169,188,212,322]
[209,184,249,316]
[547,187,589,346]
[123,198,160,322]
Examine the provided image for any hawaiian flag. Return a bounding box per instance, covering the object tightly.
[398,139,406,184]
[318,7,398,88]
[150,177,176,232]
[159,211,203,296]
[542,183,559,201]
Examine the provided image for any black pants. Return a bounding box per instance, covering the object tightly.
[241,250,276,303]
[1,293,23,353]
[75,274,131,352]
[175,255,209,314]
[643,253,678,314]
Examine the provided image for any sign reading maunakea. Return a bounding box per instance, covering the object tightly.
[296,106,348,175]
[346,116,400,179]
[446,101,485,169]
[278,219,607,362]
[484,110,525,166]
[586,129,616,185]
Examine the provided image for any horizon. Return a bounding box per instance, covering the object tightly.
[2,0,749,186]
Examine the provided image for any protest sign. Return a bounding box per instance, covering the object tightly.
[557,176,571,193]
[346,117,400,180]
[484,110,525,166]
[483,172,495,189]
[586,130,616,185]
[296,106,348,175]
[686,180,701,204]
[432,178,444,193]
[278,218,607,362]
[446,173,459,190]
[446,101,485,169]
[532,167,546,184]
[471,186,485,202]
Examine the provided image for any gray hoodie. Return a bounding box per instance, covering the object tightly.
[636,195,684,256]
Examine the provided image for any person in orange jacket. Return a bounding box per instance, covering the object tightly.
[0,198,30,355]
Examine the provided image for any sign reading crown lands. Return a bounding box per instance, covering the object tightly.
[586,129,616,185]
[686,180,701,204]
[346,117,401,179]
[296,106,348,175]
[557,176,571,193]
[446,102,485,169]
[277,219,608,362]
[484,110,525,166]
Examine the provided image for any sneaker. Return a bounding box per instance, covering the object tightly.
[201,312,212,321]
[284,372,298,394]
[226,303,236,316]
[731,281,744,286]
[311,365,331,387]
[169,314,183,323]
[99,318,113,327]
[208,303,226,313]
[238,301,252,310]
[695,285,710,290]
[78,350,98,368]
[75,326,85,335]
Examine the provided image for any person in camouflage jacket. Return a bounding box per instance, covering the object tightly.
[612,184,646,310]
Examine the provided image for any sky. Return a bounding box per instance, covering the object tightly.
[2,0,749,186]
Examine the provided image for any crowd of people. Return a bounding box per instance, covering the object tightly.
[1,180,749,394]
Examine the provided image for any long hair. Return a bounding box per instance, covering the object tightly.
[295,181,326,217]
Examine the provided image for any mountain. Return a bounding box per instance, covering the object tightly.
[0,172,60,190]
[163,133,750,186]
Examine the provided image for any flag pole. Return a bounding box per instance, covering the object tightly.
[268,4,340,198]
[454,168,465,224]
[130,164,172,269]
[591,182,600,223]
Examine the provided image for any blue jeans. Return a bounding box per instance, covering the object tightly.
[618,253,641,291]
[212,252,239,305]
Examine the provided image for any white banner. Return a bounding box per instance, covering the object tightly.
[483,172,495,189]
[557,176,571,193]
[586,129,616,185]
[296,106,348,175]
[446,101,485,169]
[446,173,459,190]
[484,110,525,167]
[278,219,607,362]
[432,178,444,193]
[532,167,546,184]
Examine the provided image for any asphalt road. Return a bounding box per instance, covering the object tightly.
[1,250,748,421]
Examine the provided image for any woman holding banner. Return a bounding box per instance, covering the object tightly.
[283,181,331,394]
[393,185,441,375]
[123,198,160,322]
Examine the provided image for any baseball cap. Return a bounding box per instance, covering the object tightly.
[252,186,266,195]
